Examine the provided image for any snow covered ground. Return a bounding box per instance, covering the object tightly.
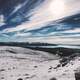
[0,46,80,80]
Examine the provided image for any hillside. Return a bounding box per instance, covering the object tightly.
[0,46,80,80]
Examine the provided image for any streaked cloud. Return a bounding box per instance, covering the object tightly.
[0,0,80,44]
[0,15,5,26]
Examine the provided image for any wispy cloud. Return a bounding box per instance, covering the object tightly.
[0,15,5,26]
[0,0,80,44]
[2,0,80,33]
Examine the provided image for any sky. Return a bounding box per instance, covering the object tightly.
[0,0,80,45]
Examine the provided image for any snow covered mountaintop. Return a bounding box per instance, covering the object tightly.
[0,46,80,80]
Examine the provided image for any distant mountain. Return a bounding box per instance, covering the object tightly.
[0,42,80,57]
[0,42,57,47]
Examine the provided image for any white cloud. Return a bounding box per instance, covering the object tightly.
[0,15,5,26]
[62,28,80,33]
[14,32,32,37]
[2,0,80,33]
[10,0,29,16]
[14,36,80,45]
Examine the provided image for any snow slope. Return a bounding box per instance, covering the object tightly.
[0,46,80,80]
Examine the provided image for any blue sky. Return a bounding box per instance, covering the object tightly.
[0,0,80,45]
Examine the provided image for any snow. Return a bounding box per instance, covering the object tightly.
[0,46,79,80]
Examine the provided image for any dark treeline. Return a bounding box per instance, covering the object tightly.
[0,42,80,57]
[0,42,57,47]
[29,47,80,57]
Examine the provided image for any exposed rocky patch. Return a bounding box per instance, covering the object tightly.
[50,77,57,80]
[75,67,80,80]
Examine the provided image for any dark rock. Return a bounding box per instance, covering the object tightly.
[0,69,5,72]
[34,66,38,68]
[62,62,68,67]
[1,77,4,79]
[25,77,30,79]
[13,67,16,69]
[48,70,51,73]
[75,68,80,80]
[17,78,23,80]
[75,72,80,80]
[24,73,29,76]
[50,77,57,80]
[60,58,68,64]
[49,66,53,70]
[54,64,61,69]
[8,68,11,70]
